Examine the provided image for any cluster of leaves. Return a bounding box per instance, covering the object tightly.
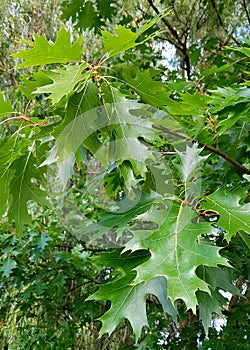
[0,213,135,349]
[0,4,250,348]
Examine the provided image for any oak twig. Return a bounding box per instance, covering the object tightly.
[153,124,250,175]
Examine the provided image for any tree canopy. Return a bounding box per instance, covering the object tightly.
[0,1,249,349]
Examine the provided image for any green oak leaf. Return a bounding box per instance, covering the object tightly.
[76,1,101,30]
[200,188,250,241]
[46,82,101,188]
[34,63,89,104]
[20,70,53,99]
[50,89,158,188]
[168,91,210,115]
[176,143,208,184]
[100,15,163,58]
[61,0,102,31]
[127,205,228,311]
[0,258,16,277]
[97,96,158,174]
[0,92,12,117]
[12,26,84,67]
[239,230,250,250]
[120,66,171,109]
[97,0,116,18]
[92,275,169,341]
[196,265,241,332]
[0,137,31,218]
[88,249,175,340]
[228,39,250,58]
[81,192,155,243]
[8,153,50,236]
[60,0,83,21]
[36,231,52,250]
[0,168,14,218]
[196,290,222,333]
[196,265,241,296]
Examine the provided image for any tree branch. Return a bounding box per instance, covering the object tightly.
[146,0,191,79]
[153,124,250,174]
[243,0,250,25]
[146,0,184,51]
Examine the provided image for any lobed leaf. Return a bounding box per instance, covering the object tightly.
[34,63,89,104]
[200,188,250,241]
[12,26,84,67]
[8,153,50,236]
[100,14,163,58]
[128,205,228,311]
[0,92,12,117]
[88,249,175,340]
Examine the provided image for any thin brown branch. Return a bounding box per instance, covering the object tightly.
[243,0,250,25]
[153,124,250,174]
[146,0,184,51]
[146,0,191,79]
[9,70,17,87]
[210,0,223,26]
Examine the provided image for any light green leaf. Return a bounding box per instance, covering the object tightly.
[200,188,250,241]
[20,70,53,99]
[0,92,12,117]
[100,15,163,58]
[12,26,84,67]
[176,143,208,184]
[34,63,89,104]
[128,206,228,311]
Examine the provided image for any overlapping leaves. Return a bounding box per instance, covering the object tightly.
[34,63,89,104]
[88,249,175,340]
[2,18,249,344]
[8,152,49,236]
[90,204,228,337]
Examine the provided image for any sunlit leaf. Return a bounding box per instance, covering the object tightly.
[12,26,84,67]
[128,205,228,311]
[34,63,89,104]
[0,92,12,117]
[100,15,163,58]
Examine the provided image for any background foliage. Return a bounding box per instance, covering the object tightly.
[0,0,249,349]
